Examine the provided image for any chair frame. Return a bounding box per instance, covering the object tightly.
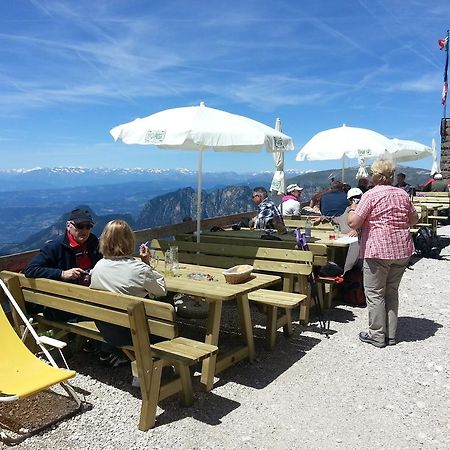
[0,279,82,445]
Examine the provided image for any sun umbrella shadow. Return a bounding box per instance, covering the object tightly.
[396,316,443,343]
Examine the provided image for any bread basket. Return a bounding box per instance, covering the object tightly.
[222,264,253,284]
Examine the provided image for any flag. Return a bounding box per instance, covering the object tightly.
[438,36,448,51]
[439,32,449,105]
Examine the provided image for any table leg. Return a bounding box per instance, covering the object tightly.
[200,299,222,391]
[236,294,255,362]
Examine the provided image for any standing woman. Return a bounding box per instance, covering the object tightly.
[347,160,419,348]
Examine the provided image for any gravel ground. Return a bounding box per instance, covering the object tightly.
[2,226,450,450]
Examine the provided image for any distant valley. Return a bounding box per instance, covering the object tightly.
[0,165,432,255]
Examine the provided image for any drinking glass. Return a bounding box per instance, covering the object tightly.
[333,224,341,239]
[148,249,159,269]
[164,250,174,277]
[170,245,179,271]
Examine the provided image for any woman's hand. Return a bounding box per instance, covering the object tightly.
[140,242,150,264]
[347,229,358,237]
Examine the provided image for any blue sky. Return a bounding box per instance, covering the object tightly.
[0,0,448,174]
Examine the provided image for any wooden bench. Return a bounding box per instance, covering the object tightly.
[175,233,336,310]
[413,193,449,235]
[151,239,310,349]
[0,270,217,431]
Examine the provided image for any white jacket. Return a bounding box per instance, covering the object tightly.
[90,256,166,299]
[280,198,301,216]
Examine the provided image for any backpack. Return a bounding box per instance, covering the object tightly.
[341,266,366,306]
[413,227,441,259]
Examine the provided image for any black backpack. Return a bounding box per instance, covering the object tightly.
[413,227,441,259]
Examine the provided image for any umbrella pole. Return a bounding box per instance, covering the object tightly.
[341,155,345,182]
[196,151,203,243]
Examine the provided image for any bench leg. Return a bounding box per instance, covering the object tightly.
[175,363,193,406]
[266,305,278,350]
[298,276,310,323]
[283,309,293,338]
[138,359,163,431]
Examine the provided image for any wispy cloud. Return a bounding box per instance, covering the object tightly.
[388,73,441,93]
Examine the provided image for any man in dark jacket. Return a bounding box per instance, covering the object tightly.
[24,208,102,320]
[319,180,348,218]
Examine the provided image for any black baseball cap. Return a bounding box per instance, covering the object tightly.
[69,208,94,225]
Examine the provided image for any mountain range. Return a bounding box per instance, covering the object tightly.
[1,165,432,255]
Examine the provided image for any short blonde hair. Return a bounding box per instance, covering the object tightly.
[371,159,396,185]
[99,220,135,257]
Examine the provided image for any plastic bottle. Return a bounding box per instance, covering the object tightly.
[305,216,312,237]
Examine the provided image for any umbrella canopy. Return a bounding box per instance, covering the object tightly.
[270,118,286,195]
[110,102,294,241]
[296,124,394,181]
[385,138,433,163]
[296,124,393,162]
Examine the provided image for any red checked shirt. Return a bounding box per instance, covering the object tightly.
[354,185,415,259]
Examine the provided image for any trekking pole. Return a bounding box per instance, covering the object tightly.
[295,229,330,337]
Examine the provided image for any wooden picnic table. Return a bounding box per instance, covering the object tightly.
[153,261,280,391]
[200,228,351,248]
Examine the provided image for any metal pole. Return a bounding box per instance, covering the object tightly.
[196,151,203,243]
[443,30,449,119]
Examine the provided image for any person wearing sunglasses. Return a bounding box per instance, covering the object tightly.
[24,208,102,321]
[250,186,286,233]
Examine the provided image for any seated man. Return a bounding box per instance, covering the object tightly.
[394,172,412,195]
[250,186,286,232]
[24,208,102,321]
[280,183,303,216]
[430,173,449,192]
[319,180,348,218]
[357,177,369,192]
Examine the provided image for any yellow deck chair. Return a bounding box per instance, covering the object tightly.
[0,280,81,445]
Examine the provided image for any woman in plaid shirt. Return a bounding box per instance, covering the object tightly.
[348,160,419,348]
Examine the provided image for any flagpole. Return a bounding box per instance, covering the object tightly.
[443,29,449,119]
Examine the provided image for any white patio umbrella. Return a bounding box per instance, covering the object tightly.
[270,118,286,195]
[385,138,433,163]
[110,102,294,242]
[296,124,394,182]
[431,138,440,174]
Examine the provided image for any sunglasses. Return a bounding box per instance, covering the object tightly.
[71,222,93,230]
[252,194,260,199]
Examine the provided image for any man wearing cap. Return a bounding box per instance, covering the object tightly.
[430,173,449,192]
[280,183,303,216]
[24,208,102,321]
[250,186,286,232]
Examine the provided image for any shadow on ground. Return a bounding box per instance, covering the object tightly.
[396,316,443,343]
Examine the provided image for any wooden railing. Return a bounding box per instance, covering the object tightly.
[0,211,256,273]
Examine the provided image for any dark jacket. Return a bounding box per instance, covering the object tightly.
[320,191,348,217]
[24,233,102,281]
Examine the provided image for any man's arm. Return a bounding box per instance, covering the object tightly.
[347,208,364,229]
[23,245,64,280]
[408,208,419,226]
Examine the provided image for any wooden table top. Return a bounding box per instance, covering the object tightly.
[200,228,351,248]
[154,261,280,302]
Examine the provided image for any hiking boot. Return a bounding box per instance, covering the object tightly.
[99,351,129,368]
[358,331,386,348]
[385,337,396,346]
[82,339,99,354]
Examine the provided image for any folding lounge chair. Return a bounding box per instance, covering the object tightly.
[0,280,81,445]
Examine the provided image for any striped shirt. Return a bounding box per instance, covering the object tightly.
[355,185,415,259]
